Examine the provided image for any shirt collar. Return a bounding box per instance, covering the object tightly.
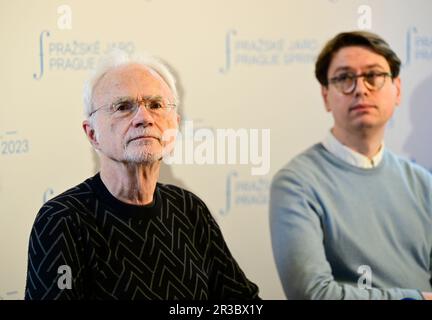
[322,130,384,169]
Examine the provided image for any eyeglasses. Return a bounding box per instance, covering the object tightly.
[89,97,176,119]
[329,71,392,95]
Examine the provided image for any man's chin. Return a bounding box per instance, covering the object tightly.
[124,152,162,164]
[351,120,381,132]
[350,115,382,128]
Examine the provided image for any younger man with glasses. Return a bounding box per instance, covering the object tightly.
[25,51,259,300]
[270,31,432,300]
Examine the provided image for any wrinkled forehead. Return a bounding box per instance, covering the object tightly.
[92,63,174,105]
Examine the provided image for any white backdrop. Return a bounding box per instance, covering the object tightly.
[1,0,431,299]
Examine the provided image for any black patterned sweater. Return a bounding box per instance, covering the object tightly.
[25,173,259,300]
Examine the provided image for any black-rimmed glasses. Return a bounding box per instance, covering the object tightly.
[329,71,392,95]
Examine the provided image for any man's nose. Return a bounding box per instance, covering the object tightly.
[353,76,370,96]
[131,102,154,127]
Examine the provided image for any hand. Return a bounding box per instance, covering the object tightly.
[421,292,432,300]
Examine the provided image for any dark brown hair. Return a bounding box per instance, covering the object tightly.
[315,31,401,86]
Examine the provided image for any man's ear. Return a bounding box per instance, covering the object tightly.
[393,76,402,106]
[321,85,331,112]
[82,120,99,149]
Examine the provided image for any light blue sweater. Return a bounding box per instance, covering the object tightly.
[270,143,432,300]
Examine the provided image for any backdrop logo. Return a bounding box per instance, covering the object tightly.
[404,27,432,66]
[220,30,319,73]
[219,171,270,215]
[0,130,30,156]
[33,30,136,80]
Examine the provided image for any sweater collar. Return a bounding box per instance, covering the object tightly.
[89,172,161,218]
[322,130,384,169]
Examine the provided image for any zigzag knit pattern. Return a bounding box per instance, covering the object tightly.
[25,174,259,300]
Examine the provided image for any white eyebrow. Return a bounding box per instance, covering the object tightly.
[110,95,164,104]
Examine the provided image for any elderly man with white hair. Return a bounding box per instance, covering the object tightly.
[25,51,259,300]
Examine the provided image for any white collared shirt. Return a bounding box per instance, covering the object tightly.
[322,130,384,169]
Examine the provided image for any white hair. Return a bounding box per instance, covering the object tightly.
[83,49,179,118]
